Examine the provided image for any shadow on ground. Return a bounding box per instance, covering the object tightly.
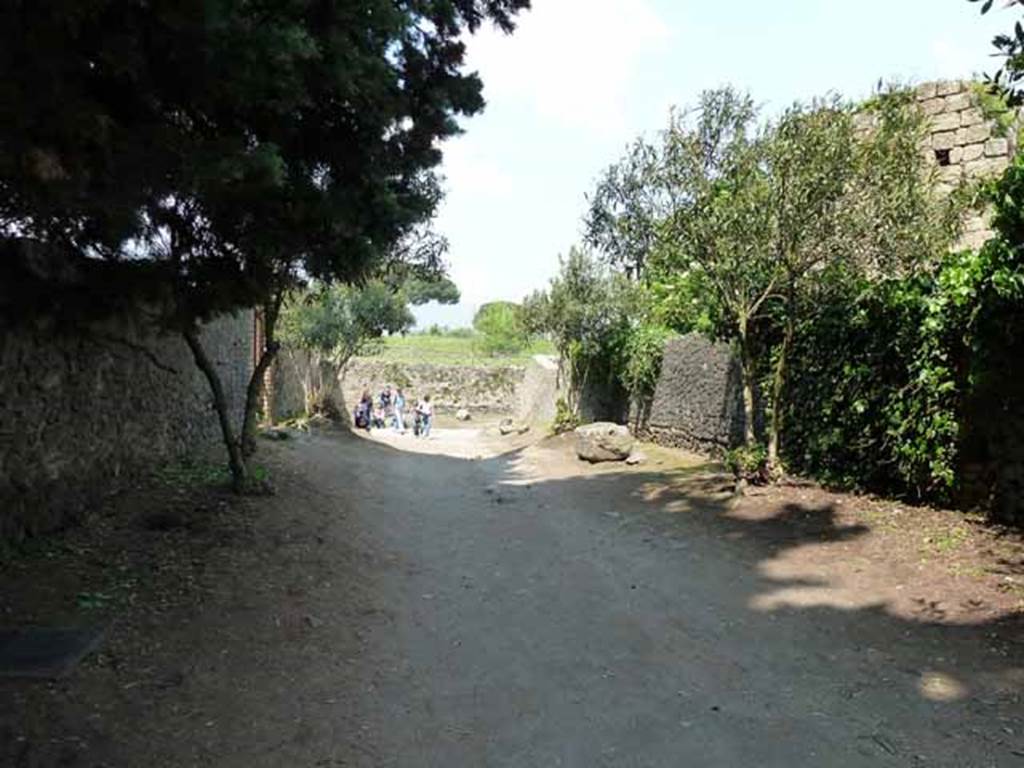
[2,426,1023,766]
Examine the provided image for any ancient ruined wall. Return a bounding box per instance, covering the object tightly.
[917,80,1016,250]
[0,310,253,540]
[514,355,564,426]
[341,358,525,415]
[635,334,755,455]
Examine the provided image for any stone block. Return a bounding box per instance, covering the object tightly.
[985,137,1010,157]
[937,80,964,97]
[920,98,946,116]
[966,156,1009,179]
[945,93,972,113]
[957,124,992,146]
[930,112,962,133]
[931,131,958,151]
[960,107,985,127]
[938,165,964,184]
[916,82,938,101]
[962,143,985,162]
[949,146,965,164]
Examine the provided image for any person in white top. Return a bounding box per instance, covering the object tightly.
[415,394,433,438]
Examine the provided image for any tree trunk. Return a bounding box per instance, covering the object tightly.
[241,294,283,457]
[738,319,757,447]
[183,327,247,492]
[263,362,276,425]
[767,316,794,468]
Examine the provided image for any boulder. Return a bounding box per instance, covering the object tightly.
[575,422,634,463]
[455,408,472,421]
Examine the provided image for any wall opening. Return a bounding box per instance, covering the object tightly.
[934,148,952,167]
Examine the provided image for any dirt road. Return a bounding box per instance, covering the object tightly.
[4,425,1024,766]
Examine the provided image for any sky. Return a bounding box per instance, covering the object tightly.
[414,0,1014,328]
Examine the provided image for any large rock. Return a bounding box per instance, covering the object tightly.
[575,422,634,463]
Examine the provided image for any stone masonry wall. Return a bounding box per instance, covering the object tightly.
[0,310,253,541]
[341,358,525,416]
[635,334,755,455]
[916,80,1016,250]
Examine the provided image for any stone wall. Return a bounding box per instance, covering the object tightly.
[633,334,754,454]
[514,355,564,426]
[341,358,525,416]
[0,310,253,541]
[916,80,1016,250]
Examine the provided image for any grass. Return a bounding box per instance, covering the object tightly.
[922,524,970,555]
[363,334,555,367]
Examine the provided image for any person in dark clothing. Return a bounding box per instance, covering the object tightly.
[354,389,373,431]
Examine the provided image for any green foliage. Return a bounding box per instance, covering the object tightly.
[970,82,1017,138]
[280,282,414,366]
[589,84,962,458]
[585,137,664,278]
[403,277,462,306]
[617,322,672,404]
[784,155,1024,502]
[0,0,528,489]
[418,324,475,338]
[0,0,527,317]
[367,331,553,367]
[970,0,1024,105]
[523,247,635,413]
[473,301,530,356]
[551,397,582,435]
[725,444,770,485]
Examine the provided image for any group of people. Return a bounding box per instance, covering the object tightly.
[353,385,433,437]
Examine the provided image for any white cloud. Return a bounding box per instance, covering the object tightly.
[466,0,671,132]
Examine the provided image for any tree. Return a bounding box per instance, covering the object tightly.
[654,88,778,446]
[0,0,528,489]
[643,86,960,460]
[762,90,960,467]
[970,0,1024,105]
[522,247,632,416]
[279,282,415,416]
[585,137,664,280]
[404,277,462,306]
[473,301,529,355]
[760,99,859,465]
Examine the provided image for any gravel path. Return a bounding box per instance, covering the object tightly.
[288,427,1024,767]
[5,425,1023,766]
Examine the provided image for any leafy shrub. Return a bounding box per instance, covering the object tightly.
[782,156,1024,503]
[551,397,581,435]
[617,322,671,404]
[726,444,770,485]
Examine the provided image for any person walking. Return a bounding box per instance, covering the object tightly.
[393,388,406,433]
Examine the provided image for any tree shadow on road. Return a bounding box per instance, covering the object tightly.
[362,431,1024,714]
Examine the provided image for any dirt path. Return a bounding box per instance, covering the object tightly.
[4,425,1024,766]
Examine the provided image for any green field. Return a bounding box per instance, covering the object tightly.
[362,334,555,367]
